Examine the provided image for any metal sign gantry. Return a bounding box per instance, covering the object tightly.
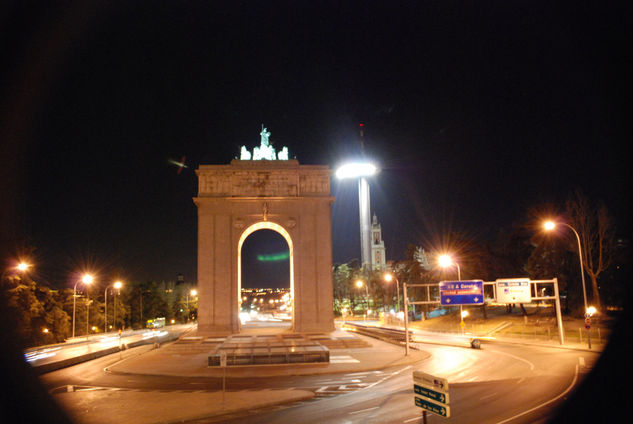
[402,278,564,355]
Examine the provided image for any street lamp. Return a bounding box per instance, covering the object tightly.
[336,161,378,269]
[438,254,464,333]
[543,220,594,348]
[73,274,93,339]
[104,281,123,333]
[460,309,469,335]
[186,289,198,322]
[384,273,401,313]
[438,254,461,280]
[355,279,369,318]
[16,262,30,272]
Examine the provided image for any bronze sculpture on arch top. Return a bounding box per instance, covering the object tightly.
[194,128,335,335]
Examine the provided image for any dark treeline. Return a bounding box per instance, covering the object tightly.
[0,274,197,349]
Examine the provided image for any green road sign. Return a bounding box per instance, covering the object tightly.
[414,384,449,404]
[415,396,450,418]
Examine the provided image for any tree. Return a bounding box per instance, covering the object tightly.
[2,275,71,347]
[332,263,353,314]
[566,189,616,309]
[525,233,578,313]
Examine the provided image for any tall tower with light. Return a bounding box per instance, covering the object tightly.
[335,123,377,270]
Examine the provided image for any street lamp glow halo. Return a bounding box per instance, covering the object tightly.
[335,162,378,179]
[543,221,556,231]
[437,254,454,268]
[82,274,94,285]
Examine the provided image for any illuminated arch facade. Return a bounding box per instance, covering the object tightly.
[194,159,335,334]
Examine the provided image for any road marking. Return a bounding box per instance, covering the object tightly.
[404,417,422,423]
[480,392,498,401]
[315,379,360,385]
[495,364,580,424]
[330,355,360,363]
[366,365,412,389]
[349,406,379,415]
[487,348,535,371]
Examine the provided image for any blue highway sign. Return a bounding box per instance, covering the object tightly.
[440,280,484,305]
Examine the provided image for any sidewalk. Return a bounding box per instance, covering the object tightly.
[106,328,428,378]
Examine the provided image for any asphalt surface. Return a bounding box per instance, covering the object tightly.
[35,323,606,424]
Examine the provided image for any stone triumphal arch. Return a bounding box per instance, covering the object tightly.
[194,154,335,335]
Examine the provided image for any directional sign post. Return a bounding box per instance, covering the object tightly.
[415,396,450,418]
[414,384,450,404]
[496,278,531,303]
[413,370,449,391]
[413,371,450,421]
[440,280,484,305]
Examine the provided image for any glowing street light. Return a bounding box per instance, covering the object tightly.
[73,274,93,339]
[104,281,123,333]
[336,161,378,269]
[335,162,377,179]
[543,220,594,348]
[438,254,465,334]
[355,279,369,318]
[438,254,461,280]
[460,309,470,335]
[186,289,198,322]
[384,273,401,313]
[17,262,30,272]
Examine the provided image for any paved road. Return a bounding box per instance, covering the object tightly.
[40,338,598,423]
[203,343,597,423]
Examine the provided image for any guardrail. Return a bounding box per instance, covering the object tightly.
[28,326,192,374]
[342,322,412,345]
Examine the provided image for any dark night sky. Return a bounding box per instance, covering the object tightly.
[2,1,631,289]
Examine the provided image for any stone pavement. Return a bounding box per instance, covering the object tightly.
[52,329,428,424]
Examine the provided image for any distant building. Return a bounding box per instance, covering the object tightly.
[371,214,386,270]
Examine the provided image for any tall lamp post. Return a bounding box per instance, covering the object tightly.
[104,281,123,333]
[355,279,369,319]
[384,272,401,313]
[544,220,593,348]
[73,274,93,339]
[336,162,378,269]
[186,289,197,322]
[438,254,465,334]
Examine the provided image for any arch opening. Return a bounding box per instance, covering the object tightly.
[237,221,294,331]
